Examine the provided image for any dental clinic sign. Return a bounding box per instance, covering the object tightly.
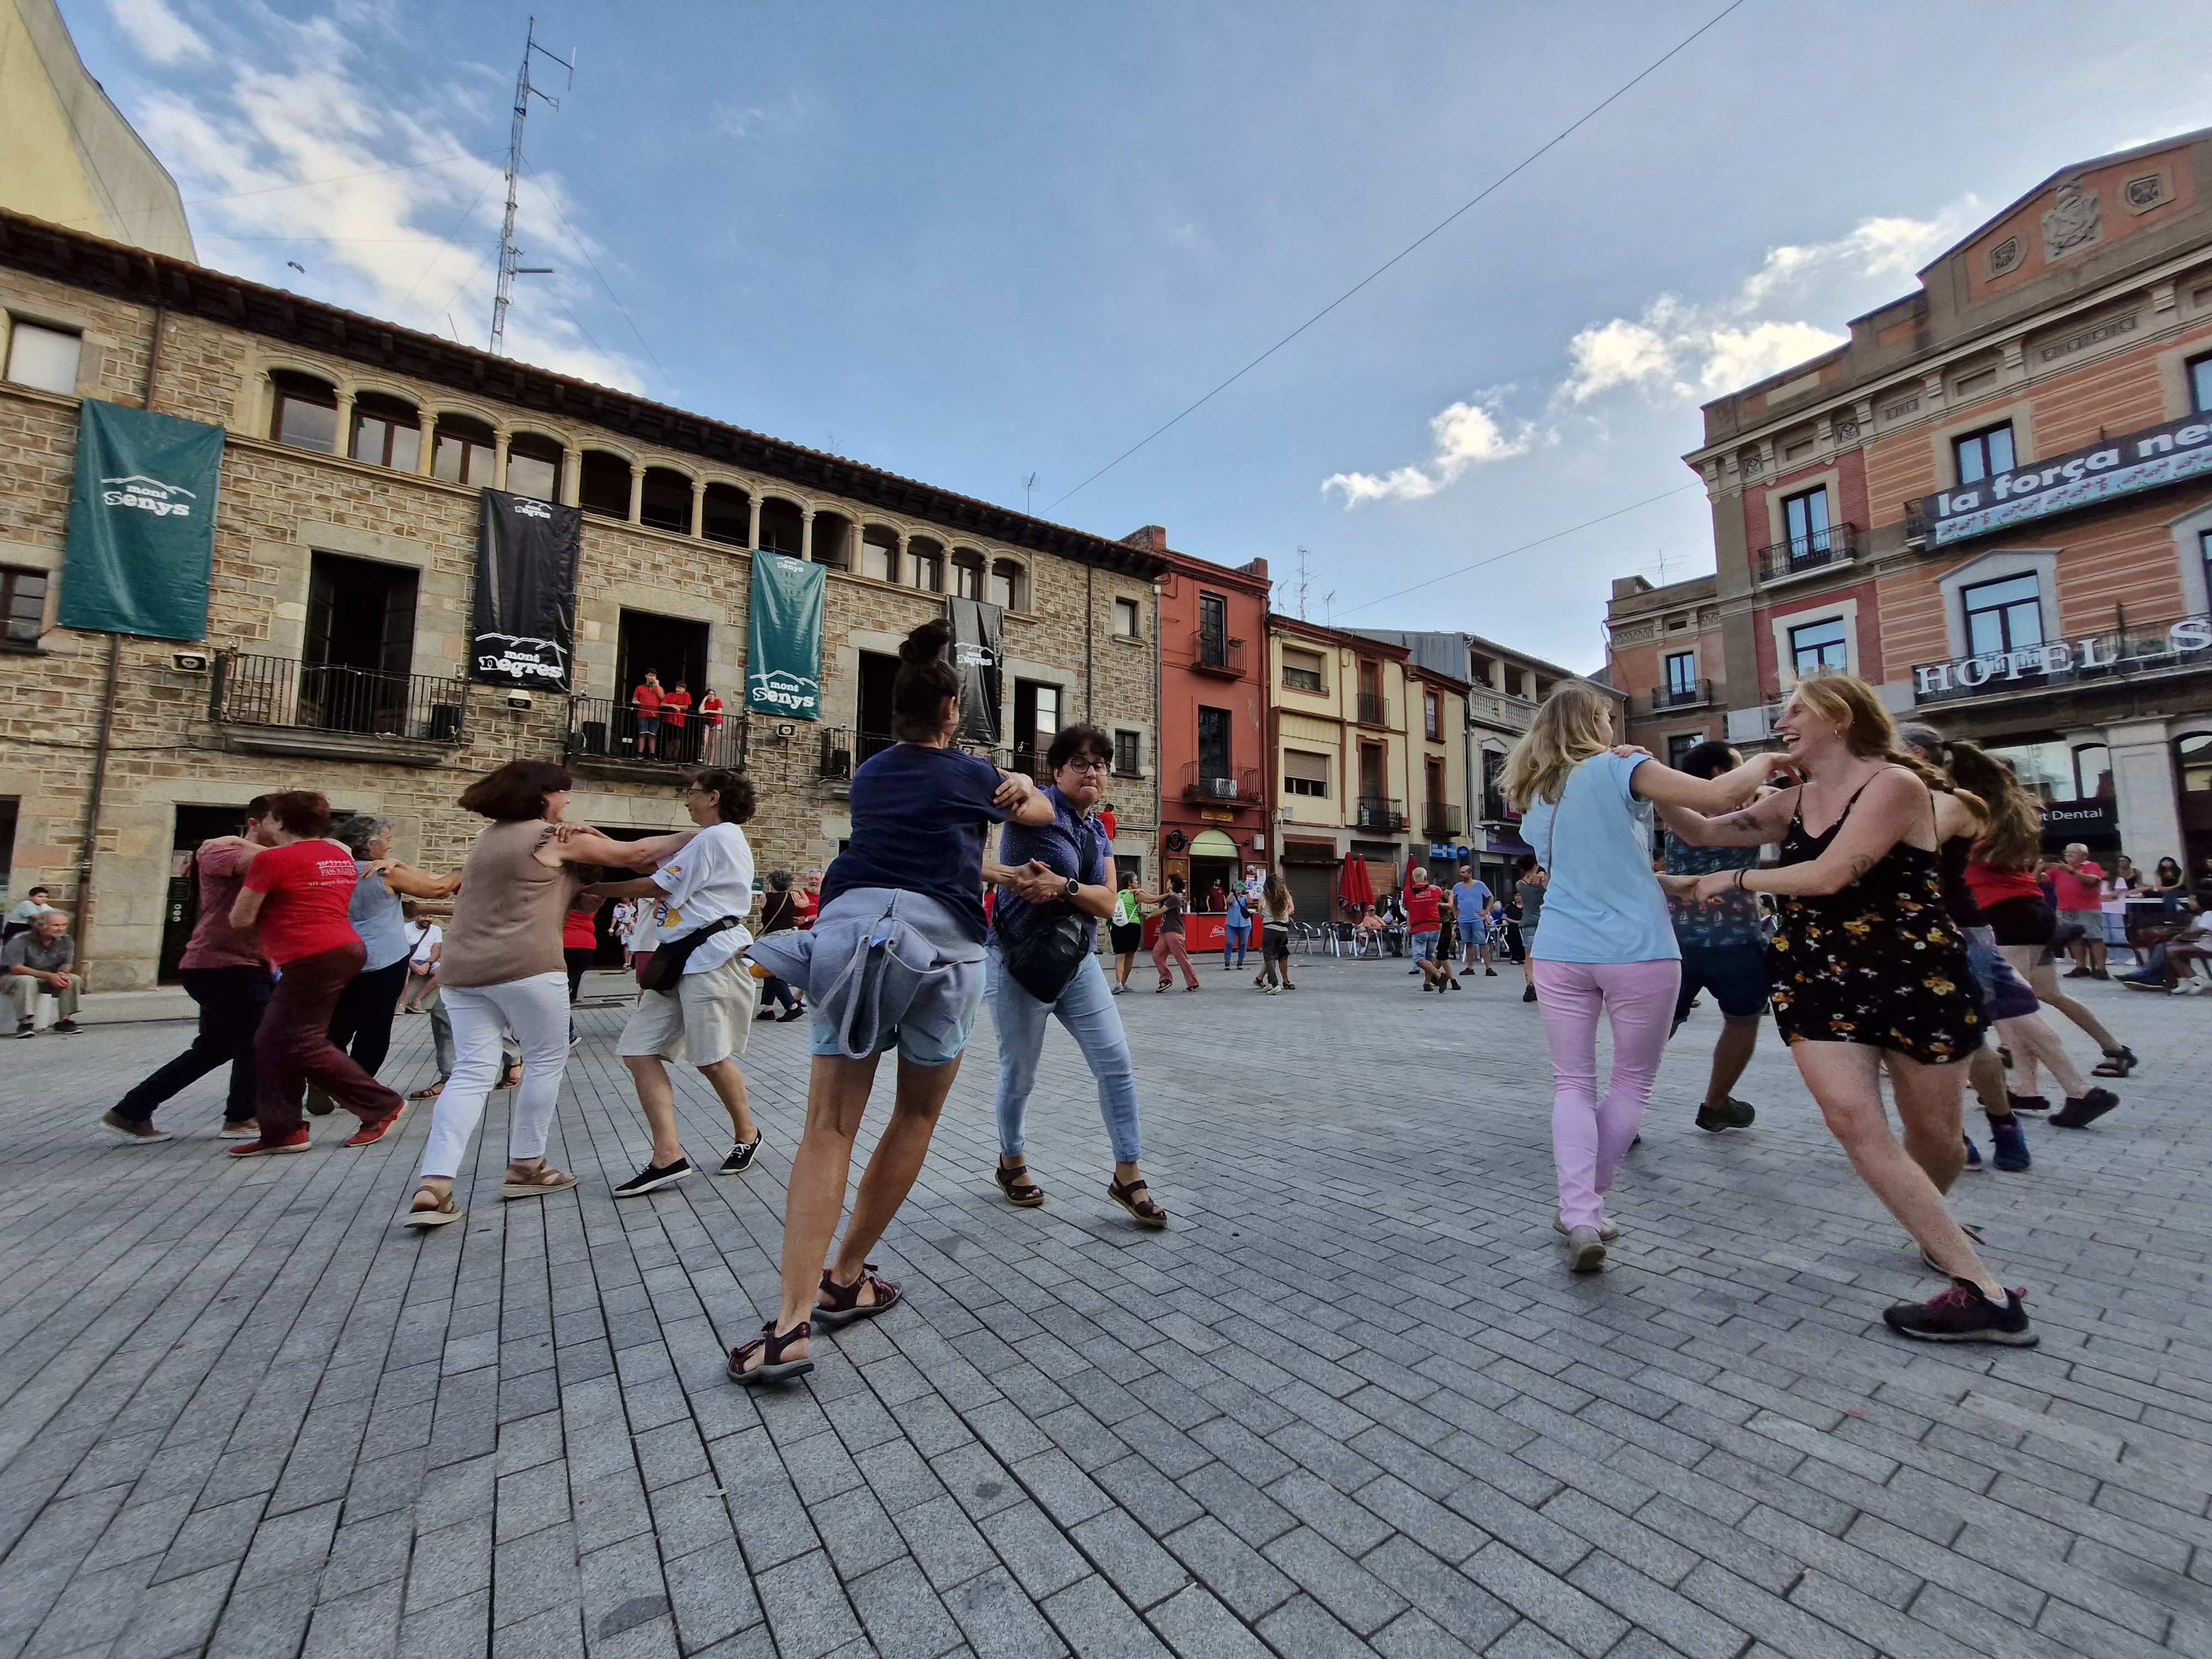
[1914,613,2212,698]
[1918,410,2212,547]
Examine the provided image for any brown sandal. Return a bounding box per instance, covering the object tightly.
[502,1163,580,1200]
[994,1161,1046,1207]
[408,1081,445,1100]
[728,1319,813,1386]
[814,1264,902,1328]
[1108,1177,1168,1229]
[402,1186,462,1229]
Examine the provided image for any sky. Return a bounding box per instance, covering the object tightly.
[60,0,2212,671]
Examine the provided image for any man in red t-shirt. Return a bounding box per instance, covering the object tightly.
[1404,869,1453,992]
[2051,842,2108,979]
[227,790,405,1155]
[633,672,664,757]
[662,680,693,761]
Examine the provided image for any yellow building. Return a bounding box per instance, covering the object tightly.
[3,0,196,260]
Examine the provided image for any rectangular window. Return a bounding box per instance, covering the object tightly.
[1953,421,2016,484]
[351,402,421,472]
[1781,486,1832,557]
[1423,689,1441,740]
[860,537,893,582]
[5,321,82,394]
[1962,572,2043,656]
[1664,651,1697,697]
[1281,647,1325,693]
[1666,733,1700,769]
[2190,352,2212,415]
[503,445,561,503]
[1113,729,1141,775]
[1788,616,1849,678]
[1197,706,1232,780]
[1282,748,1329,798]
[1113,596,1141,638]
[2,566,49,643]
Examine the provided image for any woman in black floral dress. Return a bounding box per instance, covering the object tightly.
[1657,675,2036,1349]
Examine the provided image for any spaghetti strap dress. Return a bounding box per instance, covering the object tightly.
[1767,778,1986,1063]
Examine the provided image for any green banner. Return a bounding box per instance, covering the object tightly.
[58,400,225,640]
[746,552,824,719]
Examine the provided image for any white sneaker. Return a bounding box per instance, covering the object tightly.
[2172,980,2204,995]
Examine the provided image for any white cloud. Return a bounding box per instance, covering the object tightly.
[1322,394,1536,507]
[119,4,645,390]
[108,0,210,65]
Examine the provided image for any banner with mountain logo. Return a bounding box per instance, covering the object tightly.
[471,489,580,688]
[58,400,224,640]
[747,552,823,719]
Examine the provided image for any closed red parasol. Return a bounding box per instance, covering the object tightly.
[1337,851,1374,916]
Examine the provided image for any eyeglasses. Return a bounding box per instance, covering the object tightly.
[1062,758,1110,775]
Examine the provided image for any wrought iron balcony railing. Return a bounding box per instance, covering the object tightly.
[566,695,747,769]
[1354,795,1405,832]
[1756,522,1858,582]
[1355,692,1388,727]
[210,653,467,743]
[1190,629,1245,678]
[1649,678,1713,711]
[1181,763,1261,806]
[1422,801,1463,840]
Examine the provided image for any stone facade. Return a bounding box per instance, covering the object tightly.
[0,216,1164,988]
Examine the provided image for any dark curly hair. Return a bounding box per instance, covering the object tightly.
[892,618,962,742]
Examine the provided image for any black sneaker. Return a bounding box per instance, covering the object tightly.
[2007,1093,2048,1115]
[1521,985,1537,1004]
[1484,968,1498,977]
[718,1138,763,1175]
[613,1157,694,1197]
[2048,1088,2119,1129]
[14,1020,34,1039]
[1694,1098,1756,1131]
[53,1019,80,1034]
[1883,1279,2037,1346]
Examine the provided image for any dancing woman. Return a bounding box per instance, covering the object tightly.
[1671,676,2036,1345]
[1505,682,1786,1271]
[735,619,1052,1384]
[1107,872,1149,993]
[1256,872,1296,992]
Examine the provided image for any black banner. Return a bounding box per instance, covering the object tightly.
[471,489,580,689]
[946,596,1003,745]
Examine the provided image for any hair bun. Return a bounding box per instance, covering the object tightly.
[901,618,952,664]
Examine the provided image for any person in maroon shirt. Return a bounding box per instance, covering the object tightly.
[102,796,283,1142]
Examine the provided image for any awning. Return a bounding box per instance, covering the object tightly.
[1188,829,1241,858]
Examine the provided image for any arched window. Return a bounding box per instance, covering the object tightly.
[907,536,943,593]
[349,392,419,470]
[505,432,563,502]
[989,557,1025,612]
[432,414,495,485]
[951,549,984,600]
[757,498,804,556]
[701,483,750,546]
[2178,730,2212,795]
[2072,743,2112,800]
[859,528,898,582]
[578,450,632,518]
[270,371,337,451]
[640,467,692,532]
[813,511,854,570]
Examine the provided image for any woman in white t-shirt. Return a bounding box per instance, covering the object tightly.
[399,903,444,1013]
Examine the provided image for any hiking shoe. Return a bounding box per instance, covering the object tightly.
[2048,1088,2119,1129]
[228,1129,311,1157]
[614,1157,693,1196]
[1694,1098,1756,1131]
[1989,1116,2031,1171]
[345,1105,406,1147]
[100,1110,171,1144]
[1561,1227,1606,1272]
[1960,1136,1983,1172]
[1883,1280,2037,1346]
[718,1138,763,1175]
[1522,984,1537,1003]
[1554,1215,1620,1243]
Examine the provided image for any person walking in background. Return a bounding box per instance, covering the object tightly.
[1150,875,1200,991]
[399,903,442,1013]
[1405,867,1454,991]
[308,816,458,1115]
[1510,683,1787,1273]
[3,884,52,942]
[404,761,692,1227]
[1453,865,1495,976]
[2051,843,2109,979]
[586,768,768,1194]
[985,723,1168,1227]
[1108,872,1149,993]
[1513,854,1546,1004]
[734,617,1052,1386]
[1221,884,1251,971]
[104,800,281,1141]
[226,792,406,1157]
[632,670,664,758]
[1659,742,1767,1133]
[754,870,807,1022]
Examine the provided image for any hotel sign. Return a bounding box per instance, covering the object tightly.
[1918,410,2212,546]
[1914,612,2212,699]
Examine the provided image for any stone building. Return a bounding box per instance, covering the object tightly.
[1609,129,2212,873]
[0,208,1164,988]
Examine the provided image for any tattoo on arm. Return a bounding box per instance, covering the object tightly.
[1845,853,1875,880]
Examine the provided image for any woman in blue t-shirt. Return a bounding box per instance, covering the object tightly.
[1505,682,1786,1272]
[732,619,1053,1386]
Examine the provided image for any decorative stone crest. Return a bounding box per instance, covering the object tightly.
[2041,180,2101,261]
[1986,236,2023,279]
[2121,171,2169,214]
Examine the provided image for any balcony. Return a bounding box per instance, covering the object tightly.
[1910,612,2212,707]
[1181,763,1261,806]
[1422,801,1463,841]
[1354,795,1405,832]
[565,695,748,778]
[816,727,896,790]
[1355,692,1388,727]
[1479,789,1521,826]
[1190,629,1245,679]
[1648,677,1713,712]
[210,652,466,765]
[1465,686,1537,734]
[1756,523,1858,583]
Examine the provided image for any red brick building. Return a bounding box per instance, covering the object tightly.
[1120,528,1271,907]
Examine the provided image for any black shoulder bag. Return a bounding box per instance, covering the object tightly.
[998,815,1102,1005]
[639,914,741,995]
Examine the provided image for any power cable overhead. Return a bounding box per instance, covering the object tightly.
[1047,0,1750,511]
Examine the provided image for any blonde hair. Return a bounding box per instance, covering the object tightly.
[1503,681,1615,809]
[1786,674,1944,788]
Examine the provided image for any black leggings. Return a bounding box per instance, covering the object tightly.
[565,947,596,1001]
[1983,896,2056,948]
[325,956,411,1080]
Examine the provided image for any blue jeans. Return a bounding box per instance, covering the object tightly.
[1223,923,1250,967]
[987,948,1142,1164]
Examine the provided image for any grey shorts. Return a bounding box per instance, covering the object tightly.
[617,953,758,1067]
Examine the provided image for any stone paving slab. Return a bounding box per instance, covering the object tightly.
[0,949,2206,1658]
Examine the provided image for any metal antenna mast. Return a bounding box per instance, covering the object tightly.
[489,17,573,356]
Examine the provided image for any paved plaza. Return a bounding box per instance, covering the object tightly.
[2,953,2210,1659]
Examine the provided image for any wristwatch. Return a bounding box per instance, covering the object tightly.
[1063,877,1081,900]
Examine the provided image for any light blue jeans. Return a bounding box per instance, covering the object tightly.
[987,948,1142,1165]
[1223,922,1250,967]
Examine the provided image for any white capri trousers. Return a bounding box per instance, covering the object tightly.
[418,971,571,1180]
